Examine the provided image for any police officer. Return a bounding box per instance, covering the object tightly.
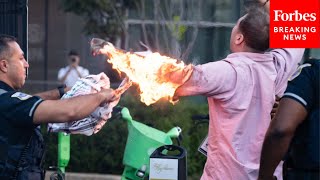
[0,34,118,179]
[258,59,319,180]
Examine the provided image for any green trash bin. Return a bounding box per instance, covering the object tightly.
[120,107,181,180]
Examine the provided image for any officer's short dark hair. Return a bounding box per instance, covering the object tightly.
[68,50,79,56]
[0,34,17,60]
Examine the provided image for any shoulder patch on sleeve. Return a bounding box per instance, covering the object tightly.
[11,92,32,100]
[288,63,312,81]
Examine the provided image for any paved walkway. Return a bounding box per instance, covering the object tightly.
[45,171,121,180]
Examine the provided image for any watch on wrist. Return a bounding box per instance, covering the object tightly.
[57,84,66,98]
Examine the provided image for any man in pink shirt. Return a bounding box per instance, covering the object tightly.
[168,1,305,180]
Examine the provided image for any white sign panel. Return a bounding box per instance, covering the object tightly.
[198,135,208,157]
[149,158,178,180]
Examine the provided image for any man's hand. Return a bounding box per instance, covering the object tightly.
[99,88,116,103]
[158,64,194,85]
[258,0,270,11]
[70,63,77,68]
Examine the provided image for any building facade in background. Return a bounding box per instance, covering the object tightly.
[26,0,108,92]
[1,0,318,93]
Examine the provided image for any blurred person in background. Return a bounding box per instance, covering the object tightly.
[58,50,89,87]
[165,0,305,179]
[0,34,117,180]
[259,59,319,180]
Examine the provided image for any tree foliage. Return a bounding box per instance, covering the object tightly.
[128,0,202,60]
[59,0,202,60]
[59,0,135,41]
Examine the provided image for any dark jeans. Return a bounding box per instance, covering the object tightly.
[17,167,45,180]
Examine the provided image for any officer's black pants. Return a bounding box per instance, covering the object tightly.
[284,169,319,180]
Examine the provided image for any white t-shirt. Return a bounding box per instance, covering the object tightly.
[57,66,89,87]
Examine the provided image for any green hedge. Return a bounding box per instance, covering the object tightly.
[44,90,209,179]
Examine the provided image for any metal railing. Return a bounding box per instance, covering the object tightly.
[23,80,123,94]
[0,0,28,60]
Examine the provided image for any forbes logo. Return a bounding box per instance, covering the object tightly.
[274,10,316,21]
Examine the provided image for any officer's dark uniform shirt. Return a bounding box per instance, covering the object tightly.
[282,60,319,170]
[0,81,45,179]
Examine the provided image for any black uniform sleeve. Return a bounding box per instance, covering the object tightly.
[282,63,315,112]
[4,92,44,127]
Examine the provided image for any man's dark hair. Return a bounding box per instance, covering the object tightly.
[0,34,17,59]
[68,49,79,56]
[239,7,269,52]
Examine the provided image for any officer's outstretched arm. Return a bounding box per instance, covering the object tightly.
[33,88,116,124]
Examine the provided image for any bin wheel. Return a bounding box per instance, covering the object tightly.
[49,171,64,180]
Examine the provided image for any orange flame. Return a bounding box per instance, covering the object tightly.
[98,42,191,106]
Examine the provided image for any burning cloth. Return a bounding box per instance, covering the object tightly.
[48,72,131,136]
[91,38,194,106]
